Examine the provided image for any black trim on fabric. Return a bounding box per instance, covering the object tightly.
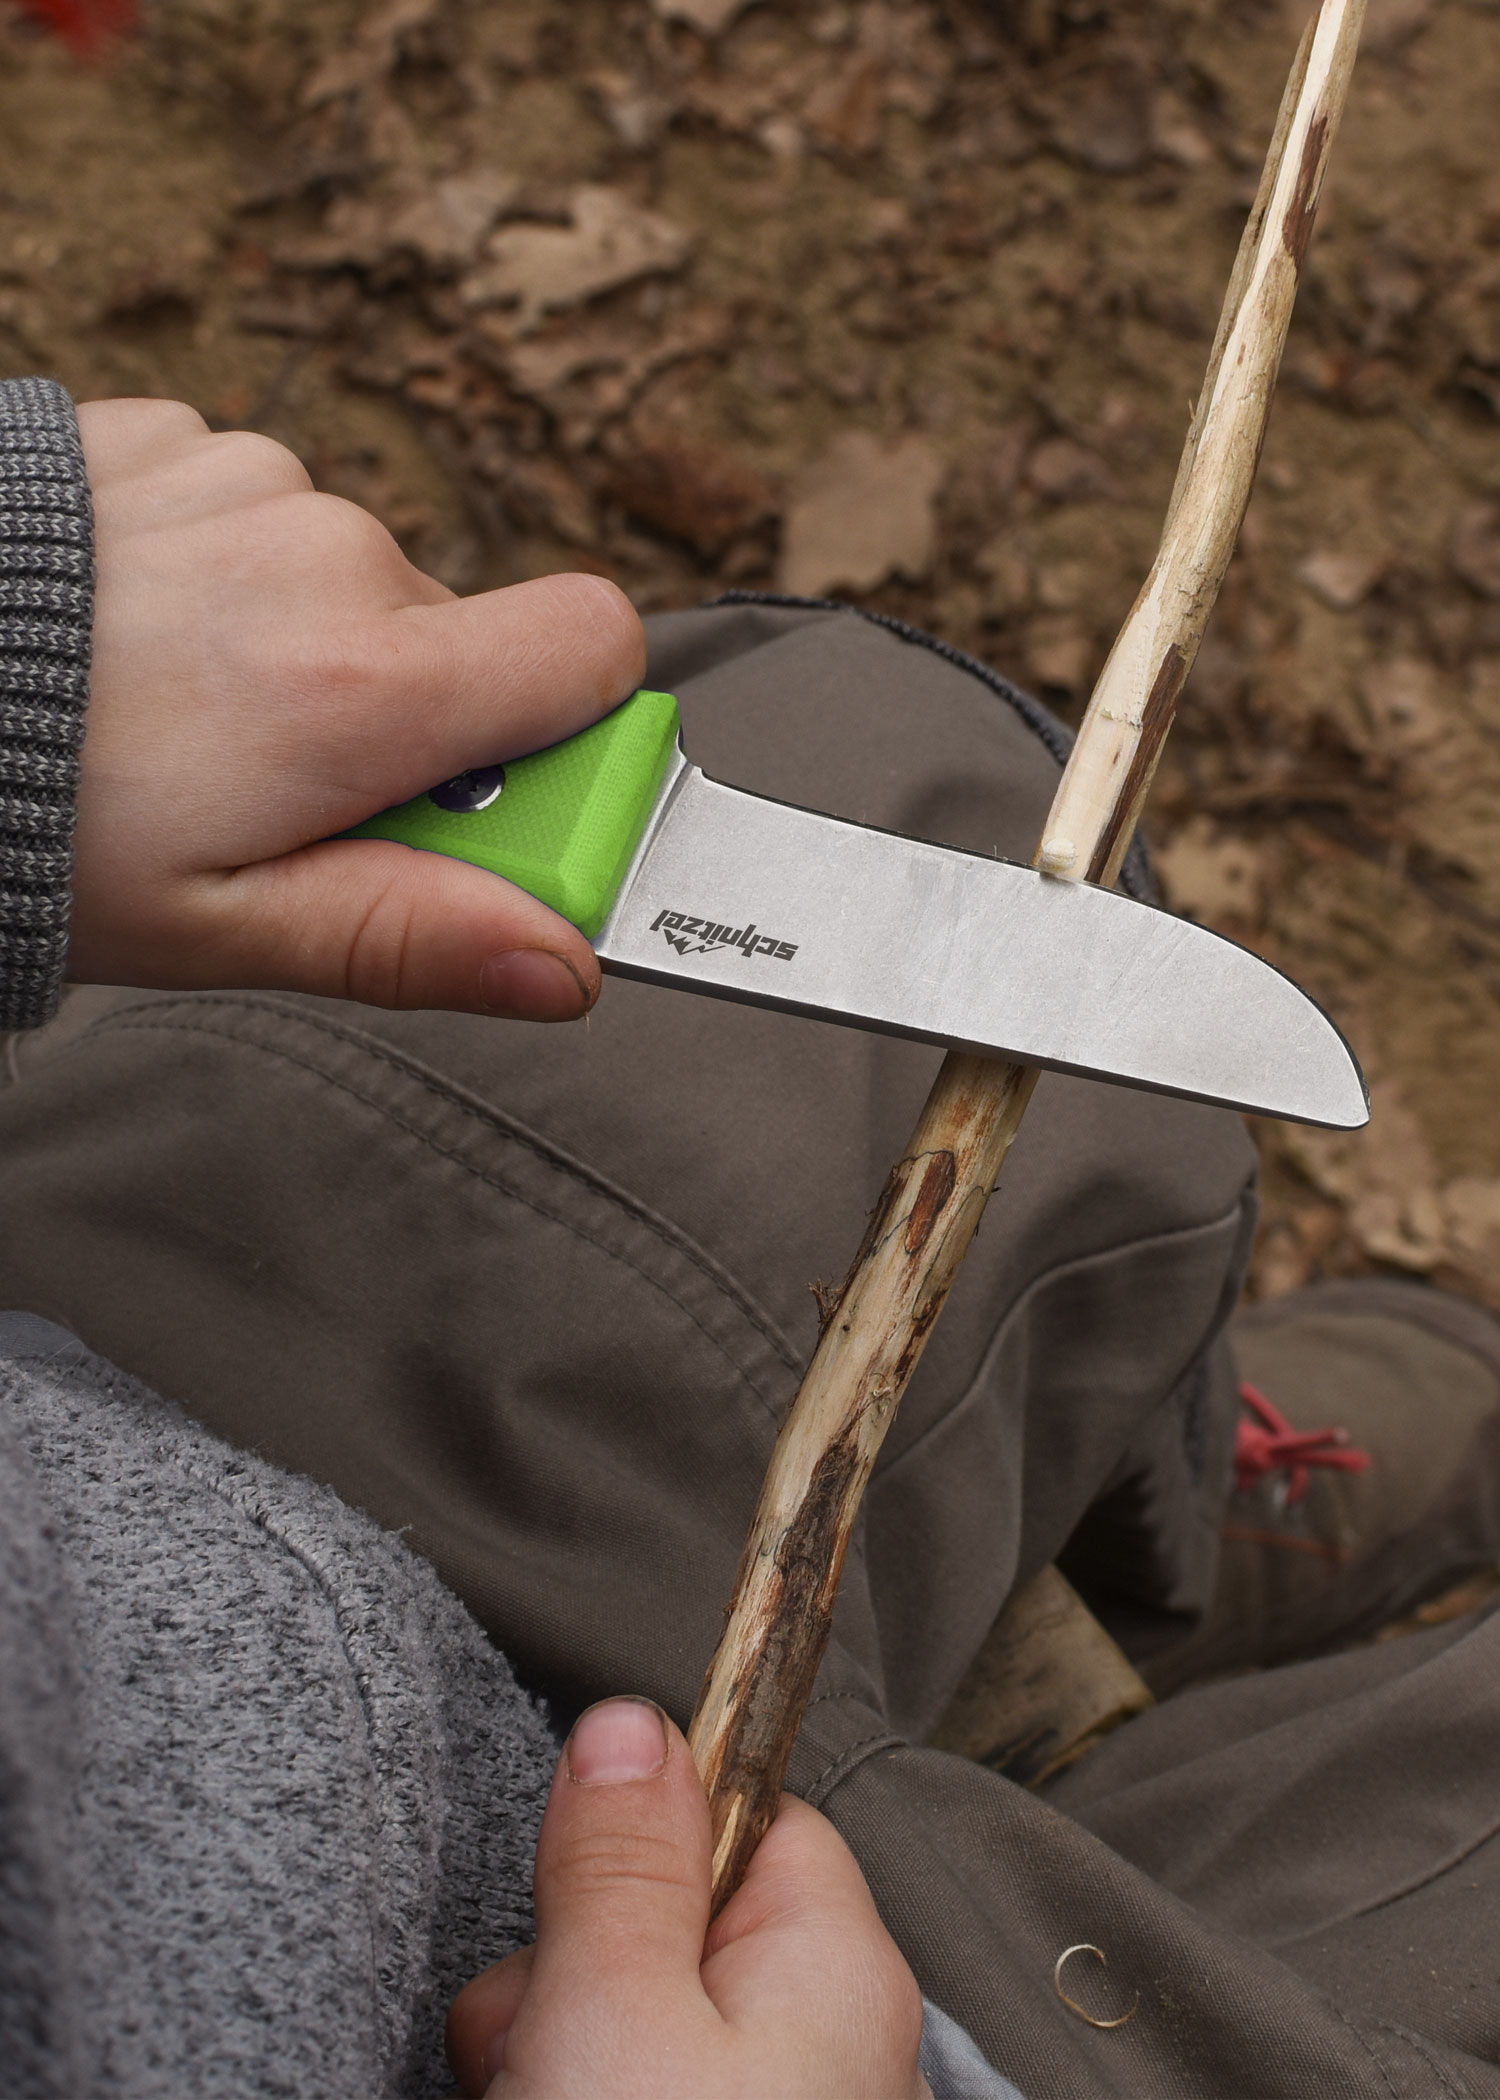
[704,590,1158,906]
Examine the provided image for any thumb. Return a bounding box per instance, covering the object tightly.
[533,1697,711,1987]
[471,1699,716,2088]
[189,837,602,1017]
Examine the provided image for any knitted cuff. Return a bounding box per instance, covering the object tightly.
[0,378,94,1031]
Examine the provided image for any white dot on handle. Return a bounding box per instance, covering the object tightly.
[1039,837,1077,874]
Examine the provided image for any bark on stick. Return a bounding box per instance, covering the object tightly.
[688,0,1367,1915]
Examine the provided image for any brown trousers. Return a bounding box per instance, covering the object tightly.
[3,603,1497,2097]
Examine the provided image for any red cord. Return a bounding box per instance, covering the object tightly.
[1234,1381,1371,1504]
[15,0,139,56]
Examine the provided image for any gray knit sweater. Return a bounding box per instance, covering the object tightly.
[0,376,1018,2100]
[0,377,92,1031]
[0,1311,558,2099]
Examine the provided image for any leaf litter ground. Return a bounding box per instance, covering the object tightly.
[5,0,1500,1313]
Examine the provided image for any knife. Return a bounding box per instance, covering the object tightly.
[342,685,1369,1130]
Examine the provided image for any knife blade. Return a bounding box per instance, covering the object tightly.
[343,687,1369,1130]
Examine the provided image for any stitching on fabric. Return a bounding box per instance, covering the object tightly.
[803,1689,882,1722]
[54,995,1262,1458]
[704,589,1158,903]
[1330,1811,1500,1932]
[874,1190,1257,1480]
[75,1009,794,1427]
[1317,1998,1402,2100]
[1375,2022,1469,2100]
[800,1723,907,1812]
[77,993,803,1378]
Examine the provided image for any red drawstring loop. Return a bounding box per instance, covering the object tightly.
[1234,1381,1371,1504]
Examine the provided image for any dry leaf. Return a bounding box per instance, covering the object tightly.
[1283,1082,1445,1271]
[1152,91,1213,170]
[1466,656,1500,736]
[488,454,599,546]
[600,428,773,555]
[1026,437,1116,503]
[652,0,754,30]
[1023,614,1092,695]
[1298,546,1389,610]
[1359,245,1428,335]
[300,0,441,104]
[499,306,731,434]
[1152,816,1265,923]
[685,74,783,139]
[275,170,518,274]
[1348,1185,1447,1270]
[1450,503,1500,599]
[390,171,519,268]
[974,540,1032,616]
[586,69,676,151]
[757,116,806,161]
[503,325,626,401]
[462,187,692,331]
[1358,658,1448,753]
[1047,61,1154,175]
[779,431,943,597]
[1034,560,1092,612]
[804,56,886,154]
[1440,1177,1500,1302]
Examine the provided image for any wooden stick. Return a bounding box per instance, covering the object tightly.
[928,1564,1155,1787]
[688,0,1367,1914]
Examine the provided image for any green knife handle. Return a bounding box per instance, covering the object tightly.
[341,687,681,939]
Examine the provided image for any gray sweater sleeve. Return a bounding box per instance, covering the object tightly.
[0,377,94,1031]
[0,1310,559,2099]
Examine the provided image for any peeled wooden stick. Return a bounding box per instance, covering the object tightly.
[688,0,1367,1914]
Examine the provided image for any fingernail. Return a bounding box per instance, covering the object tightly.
[480,2030,508,2083]
[566,1698,670,1786]
[480,949,592,1020]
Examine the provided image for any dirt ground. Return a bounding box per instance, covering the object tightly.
[4,0,1500,1310]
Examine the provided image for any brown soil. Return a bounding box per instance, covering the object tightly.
[4,0,1500,1308]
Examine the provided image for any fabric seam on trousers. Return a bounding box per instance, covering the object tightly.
[1374,2020,1471,2100]
[70,992,803,1377]
[1323,1999,1403,2100]
[705,590,1158,904]
[72,1008,796,1427]
[1270,1785,1500,1948]
[873,1191,1256,1483]
[800,1725,908,1814]
[61,996,1259,1474]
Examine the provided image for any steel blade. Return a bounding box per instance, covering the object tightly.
[594,757,1368,1130]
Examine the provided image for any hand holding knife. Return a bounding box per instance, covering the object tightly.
[345,682,1367,1130]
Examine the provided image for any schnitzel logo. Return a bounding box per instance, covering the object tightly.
[650,909,798,962]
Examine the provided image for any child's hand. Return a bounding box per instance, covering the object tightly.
[68,398,646,1019]
[447,1699,931,2100]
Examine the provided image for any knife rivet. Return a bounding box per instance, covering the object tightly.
[429,764,507,813]
[1038,835,1077,875]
